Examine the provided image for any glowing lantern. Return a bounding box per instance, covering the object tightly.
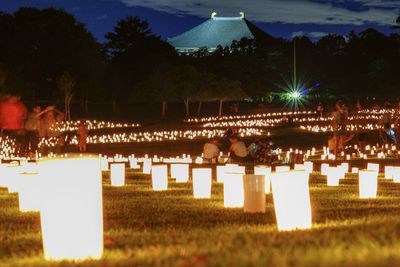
[38,155,103,261]
[192,168,212,199]
[110,163,125,187]
[271,171,312,231]
[17,172,41,212]
[223,172,244,208]
[129,158,140,169]
[367,163,379,174]
[393,167,400,183]
[321,163,329,175]
[243,175,265,213]
[254,165,271,193]
[142,159,152,174]
[151,165,168,191]
[276,166,290,173]
[216,164,244,183]
[341,163,349,174]
[304,161,313,173]
[359,170,378,199]
[100,158,109,171]
[294,164,305,171]
[327,167,340,186]
[352,167,359,174]
[384,166,394,179]
[170,164,189,183]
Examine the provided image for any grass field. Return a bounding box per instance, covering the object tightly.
[2,169,400,267]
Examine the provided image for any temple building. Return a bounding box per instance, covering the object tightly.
[168,12,273,55]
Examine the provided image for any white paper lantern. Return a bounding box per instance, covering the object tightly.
[359,170,378,199]
[110,163,125,187]
[129,158,140,169]
[340,163,349,174]
[327,167,341,186]
[216,164,244,183]
[142,159,152,174]
[254,165,272,193]
[321,163,329,175]
[276,165,290,173]
[192,168,212,199]
[38,155,103,261]
[384,166,394,179]
[294,164,305,171]
[243,175,265,213]
[352,167,359,174]
[271,171,312,231]
[367,163,379,174]
[392,167,400,182]
[171,164,189,183]
[151,165,168,191]
[304,161,313,173]
[223,172,244,208]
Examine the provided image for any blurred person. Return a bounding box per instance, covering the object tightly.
[202,138,220,163]
[380,102,397,145]
[0,96,27,156]
[24,106,52,158]
[316,102,324,117]
[332,100,347,157]
[253,138,277,164]
[228,135,248,163]
[77,120,87,152]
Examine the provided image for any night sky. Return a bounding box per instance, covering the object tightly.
[1,0,399,42]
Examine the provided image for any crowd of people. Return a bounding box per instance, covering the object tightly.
[0,96,87,157]
[324,100,399,157]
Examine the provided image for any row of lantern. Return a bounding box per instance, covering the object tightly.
[39,127,264,148]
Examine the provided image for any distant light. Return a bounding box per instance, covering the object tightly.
[290,91,301,99]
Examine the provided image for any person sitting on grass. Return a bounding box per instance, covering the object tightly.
[203,138,220,163]
[228,135,248,163]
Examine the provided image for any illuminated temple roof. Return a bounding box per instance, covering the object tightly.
[168,12,273,54]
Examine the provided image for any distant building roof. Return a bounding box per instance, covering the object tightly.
[168,12,273,54]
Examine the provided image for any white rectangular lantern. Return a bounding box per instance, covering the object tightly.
[271,171,312,231]
[321,163,329,175]
[367,163,379,174]
[223,172,244,208]
[243,175,265,213]
[110,163,125,187]
[171,164,189,183]
[276,165,290,173]
[327,167,341,186]
[359,170,378,199]
[392,167,400,182]
[38,155,103,261]
[142,159,152,174]
[216,164,243,183]
[384,166,394,179]
[4,165,22,193]
[254,166,272,193]
[304,161,313,173]
[129,158,140,169]
[341,163,349,174]
[151,165,168,191]
[352,167,359,174]
[192,168,212,199]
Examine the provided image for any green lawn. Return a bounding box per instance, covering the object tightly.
[2,170,400,267]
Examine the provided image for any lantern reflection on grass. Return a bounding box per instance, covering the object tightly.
[192,168,212,199]
[223,172,244,208]
[254,165,271,193]
[110,163,125,187]
[38,155,103,261]
[171,164,189,183]
[152,165,168,191]
[271,171,312,231]
[243,175,265,213]
[359,170,378,199]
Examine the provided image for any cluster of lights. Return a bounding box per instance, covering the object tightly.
[49,120,140,132]
[39,128,264,147]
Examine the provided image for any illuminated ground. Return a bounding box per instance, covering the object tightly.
[2,170,400,266]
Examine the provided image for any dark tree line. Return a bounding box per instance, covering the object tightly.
[0,8,399,119]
